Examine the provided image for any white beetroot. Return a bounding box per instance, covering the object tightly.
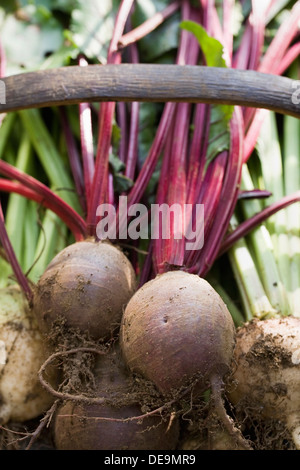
[0,285,57,425]
[33,239,137,341]
[119,270,251,449]
[227,316,300,449]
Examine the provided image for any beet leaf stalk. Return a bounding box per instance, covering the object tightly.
[0,199,33,302]
[226,106,300,321]
[0,160,86,241]
[151,10,241,278]
[86,0,135,236]
[243,1,300,162]
[153,0,199,273]
[224,72,300,450]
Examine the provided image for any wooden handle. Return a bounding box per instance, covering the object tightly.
[0,64,299,117]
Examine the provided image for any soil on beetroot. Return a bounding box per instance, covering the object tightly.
[226,319,299,450]
[33,240,137,342]
[0,322,247,450]
[0,316,236,450]
[1,315,297,450]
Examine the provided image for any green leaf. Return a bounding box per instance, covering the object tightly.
[109,153,125,174]
[111,121,122,151]
[69,0,120,62]
[0,6,65,75]
[0,1,19,14]
[19,108,81,213]
[180,20,227,68]
[205,107,231,164]
[113,173,134,194]
[138,102,162,166]
[180,20,234,166]
[109,152,134,195]
[131,0,180,62]
[39,40,79,69]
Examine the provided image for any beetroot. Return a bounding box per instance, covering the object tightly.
[119,270,252,449]
[53,345,180,450]
[33,239,136,341]
[120,270,235,395]
[228,316,300,449]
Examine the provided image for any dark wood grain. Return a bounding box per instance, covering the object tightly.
[0,64,299,117]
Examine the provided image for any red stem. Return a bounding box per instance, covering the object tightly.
[139,239,154,287]
[195,106,244,276]
[60,107,86,214]
[117,102,128,164]
[159,103,190,270]
[153,0,203,272]
[79,101,95,204]
[0,38,6,78]
[118,0,181,49]
[247,1,266,71]
[0,161,86,241]
[275,43,300,76]
[184,151,227,269]
[117,101,176,238]
[186,104,210,206]
[242,2,300,162]
[78,56,95,206]
[232,23,252,70]
[258,2,300,74]
[219,190,300,256]
[86,0,134,237]
[125,40,140,181]
[242,2,267,129]
[222,0,234,63]
[152,130,173,273]
[237,189,272,201]
[243,39,300,164]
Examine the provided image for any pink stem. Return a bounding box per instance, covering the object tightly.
[125,40,140,181]
[78,57,95,205]
[79,101,95,204]
[117,102,128,164]
[275,43,300,76]
[118,1,181,49]
[139,239,154,287]
[162,103,190,269]
[232,24,252,70]
[247,1,266,71]
[153,0,203,272]
[0,39,6,78]
[243,3,300,162]
[219,190,300,256]
[222,0,234,63]
[0,39,7,126]
[86,0,134,236]
[186,104,210,206]
[196,106,244,276]
[152,130,174,273]
[107,172,115,207]
[117,101,175,238]
[242,2,268,129]
[60,107,86,214]
[184,151,227,268]
[243,40,300,163]
[258,2,300,74]
[0,161,87,241]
